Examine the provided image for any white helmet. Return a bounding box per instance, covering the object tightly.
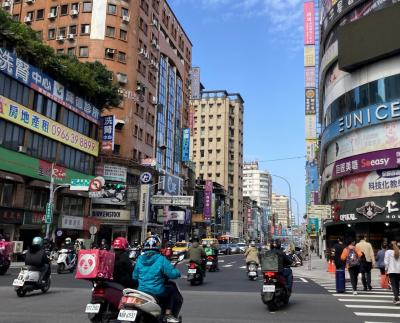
[250,241,256,247]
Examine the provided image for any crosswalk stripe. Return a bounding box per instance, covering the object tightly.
[223,265,232,267]
[338,299,393,303]
[354,312,400,318]
[240,266,246,269]
[346,305,400,310]
[364,321,394,323]
[333,294,393,298]
[327,290,393,295]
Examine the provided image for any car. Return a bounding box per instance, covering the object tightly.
[237,242,246,253]
[172,241,190,257]
[218,244,229,255]
[228,243,239,254]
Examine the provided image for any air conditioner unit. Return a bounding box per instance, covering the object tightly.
[2,1,11,9]
[48,12,57,19]
[139,48,146,57]
[26,0,35,4]
[136,82,143,92]
[151,19,159,28]
[122,15,130,23]
[106,48,115,55]
[151,39,157,47]
[56,35,65,42]
[18,145,26,153]
[67,33,75,40]
[156,44,160,51]
[152,96,157,104]
[116,73,128,84]
[23,16,32,23]
[70,9,78,16]
[144,52,149,60]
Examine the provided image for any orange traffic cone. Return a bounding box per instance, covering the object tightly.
[328,260,335,273]
[327,260,331,272]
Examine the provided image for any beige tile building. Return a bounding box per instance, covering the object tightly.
[271,193,289,228]
[190,90,244,238]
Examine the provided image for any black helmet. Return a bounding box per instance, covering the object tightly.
[270,239,281,250]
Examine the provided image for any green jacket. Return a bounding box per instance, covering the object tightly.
[188,242,206,264]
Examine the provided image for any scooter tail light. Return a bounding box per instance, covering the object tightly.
[93,286,106,297]
[207,256,214,260]
[188,263,197,269]
[119,296,148,309]
[263,271,277,278]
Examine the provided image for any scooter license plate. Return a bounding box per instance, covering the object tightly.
[85,303,101,314]
[206,262,213,266]
[249,272,257,276]
[263,285,275,293]
[188,269,197,274]
[12,279,24,287]
[118,309,138,321]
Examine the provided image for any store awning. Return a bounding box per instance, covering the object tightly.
[0,170,24,183]
[28,180,50,189]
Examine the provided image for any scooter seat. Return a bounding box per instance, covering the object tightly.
[103,281,125,291]
[123,289,157,303]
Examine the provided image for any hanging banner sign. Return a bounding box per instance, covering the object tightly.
[101,115,115,151]
[304,2,315,45]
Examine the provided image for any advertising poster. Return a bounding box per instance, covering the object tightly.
[161,173,183,195]
[96,164,127,182]
[306,139,318,162]
[190,67,201,99]
[181,128,190,162]
[305,114,317,139]
[203,180,213,223]
[305,67,316,87]
[306,161,319,191]
[0,96,99,156]
[329,169,400,200]
[304,2,315,45]
[101,116,115,151]
[326,121,400,165]
[91,183,127,205]
[307,217,319,237]
[305,88,316,115]
[304,46,316,67]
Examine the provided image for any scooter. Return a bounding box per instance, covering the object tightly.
[117,254,185,323]
[13,266,51,297]
[187,261,204,286]
[57,249,77,273]
[0,240,12,275]
[206,255,217,272]
[247,261,258,280]
[261,270,292,311]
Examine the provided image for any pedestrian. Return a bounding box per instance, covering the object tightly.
[356,234,375,291]
[376,243,388,288]
[310,244,315,254]
[333,238,345,269]
[341,238,363,295]
[384,240,400,304]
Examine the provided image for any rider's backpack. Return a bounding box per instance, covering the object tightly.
[346,248,360,267]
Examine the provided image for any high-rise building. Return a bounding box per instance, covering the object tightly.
[2,0,192,241]
[271,193,289,229]
[190,90,244,238]
[318,1,400,245]
[243,161,272,209]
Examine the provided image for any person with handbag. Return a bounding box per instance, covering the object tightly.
[384,240,400,305]
[341,239,363,295]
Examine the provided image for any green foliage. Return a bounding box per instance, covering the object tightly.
[0,9,121,108]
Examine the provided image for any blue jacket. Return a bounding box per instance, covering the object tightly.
[376,249,386,269]
[133,251,181,296]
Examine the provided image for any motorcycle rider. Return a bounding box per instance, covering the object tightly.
[245,241,260,268]
[112,237,136,288]
[25,237,50,283]
[133,235,182,323]
[188,239,207,273]
[100,238,110,250]
[64,237,75,265]
[203,241,219,271]
[269,240,293,292]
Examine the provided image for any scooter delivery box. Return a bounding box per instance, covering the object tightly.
[75,249,115,280]
[0,241,13,256]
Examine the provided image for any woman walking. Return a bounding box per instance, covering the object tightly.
[384,241,400,304]
[341,239,363,295]
[376,244,388,289]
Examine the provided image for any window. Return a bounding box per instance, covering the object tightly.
[26,11,34,20]
[120,29,127,41]
[57,48,64,54]
[62,196,84,216]
[71,2,79,11]
[113,144,120,155]
[81,24,90,34]
[200,150,204,157]
[59,27,66,37]
[121,7,129,17]
[67,47,75,56]
[69,25,77,35]
[83,2,92,12]
[0,119,24,151]
[107,4,117,15]
[60,4,68,15]
[36,9,44,20]
[0,182,14,207]
[27,133,57,161]
[12,14,19,22]
[49,6,58,16]
[48,28,56,40]
[105,48,115,59]
[106,26,115,38]
[32,93,57,120]
[117,51,126,62]
[24,189,48,211]
[79,46,89,57]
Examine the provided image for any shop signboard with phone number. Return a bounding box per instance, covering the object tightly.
[0,96,98,156]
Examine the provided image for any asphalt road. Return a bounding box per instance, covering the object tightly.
[0,255,369,323]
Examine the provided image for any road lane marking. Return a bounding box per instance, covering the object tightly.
[328,290,392,294]
[223,265,233,267]
[333,294,393,298]
[338,299,393,303]
[364,321,394,323]
[240,266,246,269]
[218,260,225,263]
[299,278,308,283]
[346,305,400,310]
[354,313,400,318]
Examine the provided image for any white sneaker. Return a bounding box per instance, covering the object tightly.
[353,291,358,295]
[165,315,180,323]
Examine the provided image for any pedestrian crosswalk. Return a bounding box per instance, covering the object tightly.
[314,280,400,323]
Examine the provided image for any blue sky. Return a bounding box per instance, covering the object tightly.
[170,0,306,222]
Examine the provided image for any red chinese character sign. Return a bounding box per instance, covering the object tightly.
[101,115,115,151]
[304,2,315,45]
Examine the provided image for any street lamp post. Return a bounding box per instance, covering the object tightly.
[291,197,300,226]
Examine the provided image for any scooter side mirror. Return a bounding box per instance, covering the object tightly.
[178,254,185,262]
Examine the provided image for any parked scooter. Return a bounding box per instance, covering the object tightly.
[117,254,185,323]
[247,261,258,280]
[261,270,291,311]
[187,261,204,286]
[57,249,77,273]
[12,266,51,297]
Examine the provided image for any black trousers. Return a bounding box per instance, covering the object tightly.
[157,284,183,317]
[388,273,400,301]
[360,261,372,289]
[348,266,360,291]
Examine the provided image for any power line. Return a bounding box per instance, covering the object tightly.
[247,156,306,163]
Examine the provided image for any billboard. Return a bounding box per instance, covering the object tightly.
[96,164,127,183]
[305,88,316,115]
[305,114,317,139]
[304,2,315,45]
[306,139,318,162]
[307,217,319,237]
[190,67,201,99]
[325,121,400,165]
[0,96,99,156]
[329,169,400,200]
[304,46,316,67]
[161,173,183,195]
[203,180,213,223]
[305,67,316,87]
[182,128,190,162]
[101,115,115,152]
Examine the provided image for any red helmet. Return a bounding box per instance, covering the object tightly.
[112,237,128,250]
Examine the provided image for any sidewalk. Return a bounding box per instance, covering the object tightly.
[293,254,381,285]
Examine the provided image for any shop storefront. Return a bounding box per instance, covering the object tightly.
[325,196,400,250]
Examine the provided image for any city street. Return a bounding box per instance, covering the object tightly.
[0,254,393,323]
